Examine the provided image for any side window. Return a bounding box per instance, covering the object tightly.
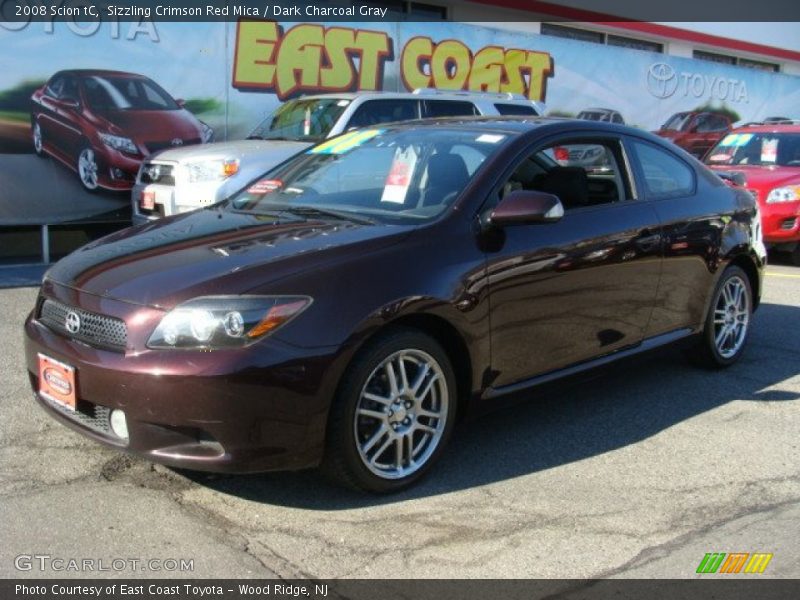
[448,144,487,176]
[61,76,79,103]
[694,114,713,133]
[612,113,624,124]
[709,115,729,131]
[631,141,695,199]
[347,100,419,129]
[45,76,64,99]
[493,103,538,116]
[423,100,479,118]
[498,138,631,212]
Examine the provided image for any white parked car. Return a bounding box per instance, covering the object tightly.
[131,89,545,224]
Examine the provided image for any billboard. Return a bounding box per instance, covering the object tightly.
[1,19,799,226]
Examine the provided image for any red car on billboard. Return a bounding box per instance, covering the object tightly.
[31,70,213,192]
[705,123,800,264]
[653,111,732,158]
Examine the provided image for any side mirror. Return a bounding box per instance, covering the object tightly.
[490,190,564,226]
[175,98,186,108]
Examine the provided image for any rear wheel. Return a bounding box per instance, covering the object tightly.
[322,328,457,493]
[687,265,752,368]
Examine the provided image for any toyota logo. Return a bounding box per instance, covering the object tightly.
[647,62,678,99]
[65,311,81,334]
[170,138,184,146]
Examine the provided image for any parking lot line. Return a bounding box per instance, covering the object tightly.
[765,271,800,279]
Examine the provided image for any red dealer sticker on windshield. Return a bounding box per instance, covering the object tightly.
[247,179,282,195]
[381,147,418,204]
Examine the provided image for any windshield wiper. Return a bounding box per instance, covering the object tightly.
[282,206,375,225]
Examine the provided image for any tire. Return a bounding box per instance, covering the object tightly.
[790,246,800,267]
[686,265,752,369]
[32,120,45,157]
[321,328,458,493]
[77,145,100,192]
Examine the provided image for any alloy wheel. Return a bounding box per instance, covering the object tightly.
[712,274,749,359]
[32,122,43,154]
[354,349,448,480]
[78,148,99,190]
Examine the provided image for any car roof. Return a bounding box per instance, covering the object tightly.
[731,123,800,134]
[287,90,539,104]
[376,115,634,136]
[56,69,147,79]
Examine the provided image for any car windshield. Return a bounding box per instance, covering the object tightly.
[248,98,351,142]
[705,132,800,167]
[578,111,608,121]
[83,76,179,111]
[226,127,508,224]
[663,112,691,131]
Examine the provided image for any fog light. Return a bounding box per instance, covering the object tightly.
[110,409,129,439]
[110,167,125,179]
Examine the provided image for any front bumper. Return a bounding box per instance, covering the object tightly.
[23,288,337,473]
[762,201,800,244]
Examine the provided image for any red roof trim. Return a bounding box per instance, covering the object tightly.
[468,0,800,63]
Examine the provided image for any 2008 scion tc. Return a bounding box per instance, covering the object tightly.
[24,118,765,492]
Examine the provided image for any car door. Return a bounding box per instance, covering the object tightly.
[683,114,710,157]
[483,134,663,389]
[626,138,724,337]
[37,76,65,152]
[53,74,83,159]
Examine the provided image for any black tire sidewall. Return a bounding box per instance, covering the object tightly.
[328,329,458,493]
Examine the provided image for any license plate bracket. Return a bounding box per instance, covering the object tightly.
[38,353,77,411]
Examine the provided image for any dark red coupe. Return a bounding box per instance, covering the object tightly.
[24,118,765,492]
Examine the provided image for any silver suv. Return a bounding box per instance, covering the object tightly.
[131,89,545,224]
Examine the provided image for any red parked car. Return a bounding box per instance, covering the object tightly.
[31,70,213,192]
[705,123,800,264]
[654,111,731,158]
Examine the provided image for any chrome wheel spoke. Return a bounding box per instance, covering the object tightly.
[363,392,392,407]
[362,426,388,454]
[357,407,386,420]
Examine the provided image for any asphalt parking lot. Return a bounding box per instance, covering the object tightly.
[1,259,799,580]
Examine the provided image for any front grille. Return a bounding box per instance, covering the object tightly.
[145,138,201,154]
[780,217,797,231]
[138,162,175,186]
[39,299,127,351]
[40,392,114,437]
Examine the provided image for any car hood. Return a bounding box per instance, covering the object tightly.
[46,209,413,309]
[708,164,800,192]
[97,109,201,141]
[149,139,310,162]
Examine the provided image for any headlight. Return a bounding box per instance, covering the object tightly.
[766,185,800,204]
[148,296,311,349]
[183,158,239,183]
[98,133,137,154]
[200,121,214,143]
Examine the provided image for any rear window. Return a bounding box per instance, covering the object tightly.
[494,103,538,116]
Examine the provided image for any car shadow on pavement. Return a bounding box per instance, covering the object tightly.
[181,301,800,508]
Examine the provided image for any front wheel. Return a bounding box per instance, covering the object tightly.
[687,265,752,368]
[32,121,45,157]
[790,246,800,267]
[322,328,457,493]
[77,146,100,192]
